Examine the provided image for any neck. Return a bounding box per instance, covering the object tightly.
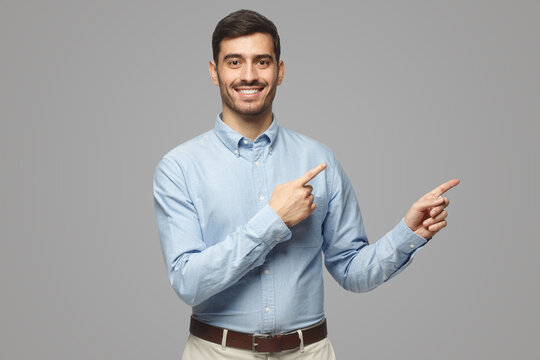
[221,107,273,141]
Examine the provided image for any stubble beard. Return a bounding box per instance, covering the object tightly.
[218,75,277,118]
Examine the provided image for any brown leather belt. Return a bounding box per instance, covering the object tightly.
[189,316,328,353]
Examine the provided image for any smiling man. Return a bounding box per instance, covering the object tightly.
[153,9,459,359]
[211,31,283,119]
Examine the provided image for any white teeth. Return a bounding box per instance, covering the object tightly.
[238,89,259,94]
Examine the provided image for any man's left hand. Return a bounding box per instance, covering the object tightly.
[404,179,460,239]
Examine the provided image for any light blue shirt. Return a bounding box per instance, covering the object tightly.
[153,114,427,335]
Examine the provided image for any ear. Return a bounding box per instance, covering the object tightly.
[209,61,219,86]
[277,60,285,85]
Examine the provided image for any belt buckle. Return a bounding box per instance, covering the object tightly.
[252,333,271,353]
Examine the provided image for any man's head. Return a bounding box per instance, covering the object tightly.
[212,9,280,64]
[209,10,284,119]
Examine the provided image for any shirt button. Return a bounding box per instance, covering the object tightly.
[265,306,270,313]
[234,149,238,154]
[259,195,265,200]
[269,146,273,151]
[409,244,415,248]
[275,237,280,242]
[264,269,269,275]
[255,161,260,166]
[243,139,248,144]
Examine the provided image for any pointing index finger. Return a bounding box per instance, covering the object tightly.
[430,178,460,197]
[297,163,327,185]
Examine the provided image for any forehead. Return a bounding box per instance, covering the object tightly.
[218,32,275,60]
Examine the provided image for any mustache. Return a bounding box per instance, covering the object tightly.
[233,81,266,88]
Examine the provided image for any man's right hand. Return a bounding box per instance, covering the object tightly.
[269,163,327,227]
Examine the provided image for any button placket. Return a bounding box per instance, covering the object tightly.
[260,260,275,333]
[253,139,274,333]
[253,143,268,210]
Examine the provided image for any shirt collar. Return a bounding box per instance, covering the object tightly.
[213,113,279,155]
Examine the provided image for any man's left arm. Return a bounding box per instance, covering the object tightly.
[322,154,459,292]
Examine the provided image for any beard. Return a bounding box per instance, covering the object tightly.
[217,76,278,117]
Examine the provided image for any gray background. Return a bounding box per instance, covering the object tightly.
[1,0,538,358]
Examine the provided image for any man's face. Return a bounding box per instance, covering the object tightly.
[209,32,284,118]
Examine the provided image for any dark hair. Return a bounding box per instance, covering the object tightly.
[212,9,281,63]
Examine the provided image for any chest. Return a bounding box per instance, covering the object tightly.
[184,147,329,247]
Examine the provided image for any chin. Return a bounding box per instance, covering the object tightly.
[231,103,270,117]
[234,109,267,117]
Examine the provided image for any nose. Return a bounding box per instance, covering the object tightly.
[240,62,257,83]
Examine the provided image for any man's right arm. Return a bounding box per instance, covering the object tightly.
[153,157,291,306]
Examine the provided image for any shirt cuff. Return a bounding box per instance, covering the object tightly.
[390,218,429,254]
[384,219,428,281]
[247,205,292,246]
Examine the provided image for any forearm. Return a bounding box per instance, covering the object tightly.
[332,219,427,292]
[157,204,291,306]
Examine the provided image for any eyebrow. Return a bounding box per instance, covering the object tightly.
[255,54,274,61]
[222,54,274,61]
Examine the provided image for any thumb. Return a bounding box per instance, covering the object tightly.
[414,197,445,211]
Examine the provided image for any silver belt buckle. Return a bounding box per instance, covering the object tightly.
[252,333,271,353]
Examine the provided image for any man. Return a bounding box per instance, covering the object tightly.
[153,9,459,359]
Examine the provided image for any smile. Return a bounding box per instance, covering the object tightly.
[235,87,264,95]
[238,89,259,94]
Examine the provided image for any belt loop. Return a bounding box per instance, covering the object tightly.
[296,329,305,353]
[221,329,228,351]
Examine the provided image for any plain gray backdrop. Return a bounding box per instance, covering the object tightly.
[1,1,538,359]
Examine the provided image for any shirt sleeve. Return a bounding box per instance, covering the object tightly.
[321,153,428,293]
[153,157,292,306]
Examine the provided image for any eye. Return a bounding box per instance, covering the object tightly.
[228,59,240,67]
